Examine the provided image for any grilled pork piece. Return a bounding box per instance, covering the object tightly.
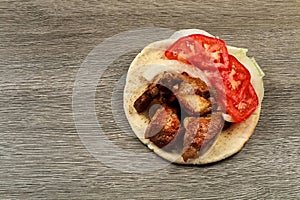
[133,71,223,159]
[133,84,159,113]
[182,112,223,161]
[145,106,181,148]
[176,72,211,115]
[180,72,210,98]
[134,71,212,116]
[133,72,180,113]
[154,72,182,90]
[177,94,211,115]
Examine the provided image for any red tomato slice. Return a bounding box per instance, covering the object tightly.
[164,34,259,123]
[165,34,230,71]
[215,55,258,122]
[226,83,259,123]
[165,37,211,66]
[220,55,251,102]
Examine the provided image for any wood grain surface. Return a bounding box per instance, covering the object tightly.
[1,0,299,199]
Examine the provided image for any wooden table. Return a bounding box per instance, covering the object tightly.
[1,0,299,199]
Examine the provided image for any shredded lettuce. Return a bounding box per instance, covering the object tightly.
[227,46,248,56]
[250,57,265,78]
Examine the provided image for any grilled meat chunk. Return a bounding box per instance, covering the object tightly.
[180,72,210,98]
[175,72,211,115]
[182,112,223,161]
[177,94,211,115]
[157,84,177,105]
[134,71,212,115]
[145,106,180,148]
[134,84,159,113]
[133,72,180,113]
[154,72,182,90]
[133,71,223,160]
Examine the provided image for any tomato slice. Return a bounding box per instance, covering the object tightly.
[164,34,259,123]
[215,55,258,122]
[220,55,251,102]
[224,56,258,122]
[226,83,258,123]
[165,34,230,71]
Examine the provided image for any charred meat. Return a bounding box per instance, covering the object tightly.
[145,106,181,148]
[177,94,211,116]
[176,72,211,115]
[179,72,210,98]
[133,71,226,161]
[134,71,212,116]
[134,84,159,113]
[182,112,223,161]
[154,72,182,90]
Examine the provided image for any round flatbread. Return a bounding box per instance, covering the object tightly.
[123,32,263,164]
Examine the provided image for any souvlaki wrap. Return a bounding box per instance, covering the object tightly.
[123,29,264,164]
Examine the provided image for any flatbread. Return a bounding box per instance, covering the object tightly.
[123,38,263,164]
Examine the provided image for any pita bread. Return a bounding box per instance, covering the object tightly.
[123,37,263,164]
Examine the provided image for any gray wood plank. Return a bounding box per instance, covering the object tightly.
[0,0,299,199]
